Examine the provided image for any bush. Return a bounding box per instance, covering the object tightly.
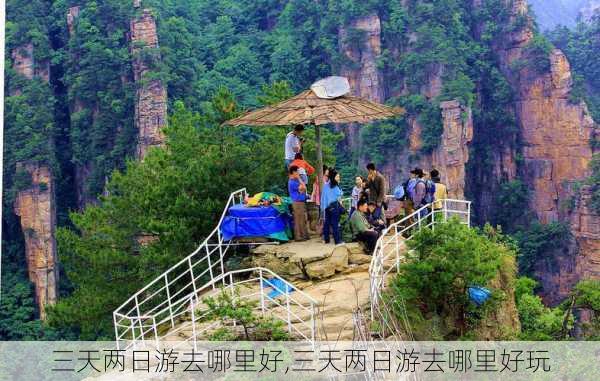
[524,35,554,75]
[386,220,515,339]
[514,277,567,340]
[514,222,571,276]
[203,289,289,341]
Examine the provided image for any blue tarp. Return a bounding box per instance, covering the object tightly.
[468,286,491,306]
[262,278,295,299]
[220,203,292,241]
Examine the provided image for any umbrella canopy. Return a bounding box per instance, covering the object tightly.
[223,88,404,198]
[224,89,403,126]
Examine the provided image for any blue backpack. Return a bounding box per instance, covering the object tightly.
[393,184,405,200]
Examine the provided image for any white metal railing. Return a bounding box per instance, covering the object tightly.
[115,267,318,351]
[368,198,471,320]
[113,188,248,350]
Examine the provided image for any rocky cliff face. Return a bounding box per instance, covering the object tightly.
[430,101,474,199]
[339,13,473,198]
[13,164,58,319]
[10,43,50,93]
[496,0,599,303]
[338,14,384,152]
[10,37,58,318]
[130,9,167,159]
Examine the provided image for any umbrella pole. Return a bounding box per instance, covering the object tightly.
[314,123,324,194]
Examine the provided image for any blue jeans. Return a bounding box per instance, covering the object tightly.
[323,205,342,244]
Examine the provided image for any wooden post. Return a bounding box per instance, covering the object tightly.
[314,122,324,199]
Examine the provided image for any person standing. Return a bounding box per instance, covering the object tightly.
[349,199,380,253]
[408,168,427,217]
[320,168,344,245]
[284,125,305,171]
[366,163,386,220]
[288,165,309,241]
[290,153,314,185]
[350,176,364,216]
[430,169,447,211]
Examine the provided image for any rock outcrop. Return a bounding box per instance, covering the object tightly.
[338,14,384,151]
[250,240,373,281]
[430,101,474,199]
[130,8,167,159]
[11,43,50,83]
[496,0,599,303]
[13,164,58,319]
[571,186,600,286]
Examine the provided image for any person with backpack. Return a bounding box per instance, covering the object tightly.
[408,167,427,211]
[430,169,447,211]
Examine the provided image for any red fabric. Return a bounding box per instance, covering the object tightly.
[290,159,315,175]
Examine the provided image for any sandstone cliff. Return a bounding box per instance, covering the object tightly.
[338,14,384,152]
[130,8,167,159]
[495,0,599,304]
[13,164,59,320]
[10,36,58,318]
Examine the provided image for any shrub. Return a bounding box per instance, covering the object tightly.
[514,222,571,276]
[524,35,553,75]
[204,289,289,341]
[386,220,515,339]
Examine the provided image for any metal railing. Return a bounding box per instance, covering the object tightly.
[368,198,471,320]
[114,267,318,351]
[113,188,248,350]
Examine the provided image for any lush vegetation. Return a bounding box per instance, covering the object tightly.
[548,14,600,124]
[386,221,518,340]
[46,88,338,339]
[3,0,599,341]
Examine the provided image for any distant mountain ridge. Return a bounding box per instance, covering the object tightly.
[529,0,600,29]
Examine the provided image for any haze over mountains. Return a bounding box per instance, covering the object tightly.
[529,0,600,29]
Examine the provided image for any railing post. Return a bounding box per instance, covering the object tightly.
[467,202,471,228]
[286,285,292,334]
[205,245,215,290]
[113,313,120,350]
[417,209,422,230]
[229,273,237,328]
[130,318,136,350]
[431,204,435,231]
[164,274,175,328]
[188,257,199,305]
[190,296,198,352]
[259,269,266,315]
[217,231,226,287]
[134,296,145,345]
[152,316,159,351]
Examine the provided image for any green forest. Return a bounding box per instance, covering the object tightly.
[2,0,600,340]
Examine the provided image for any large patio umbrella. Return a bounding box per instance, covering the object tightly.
[223,78,404,194]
